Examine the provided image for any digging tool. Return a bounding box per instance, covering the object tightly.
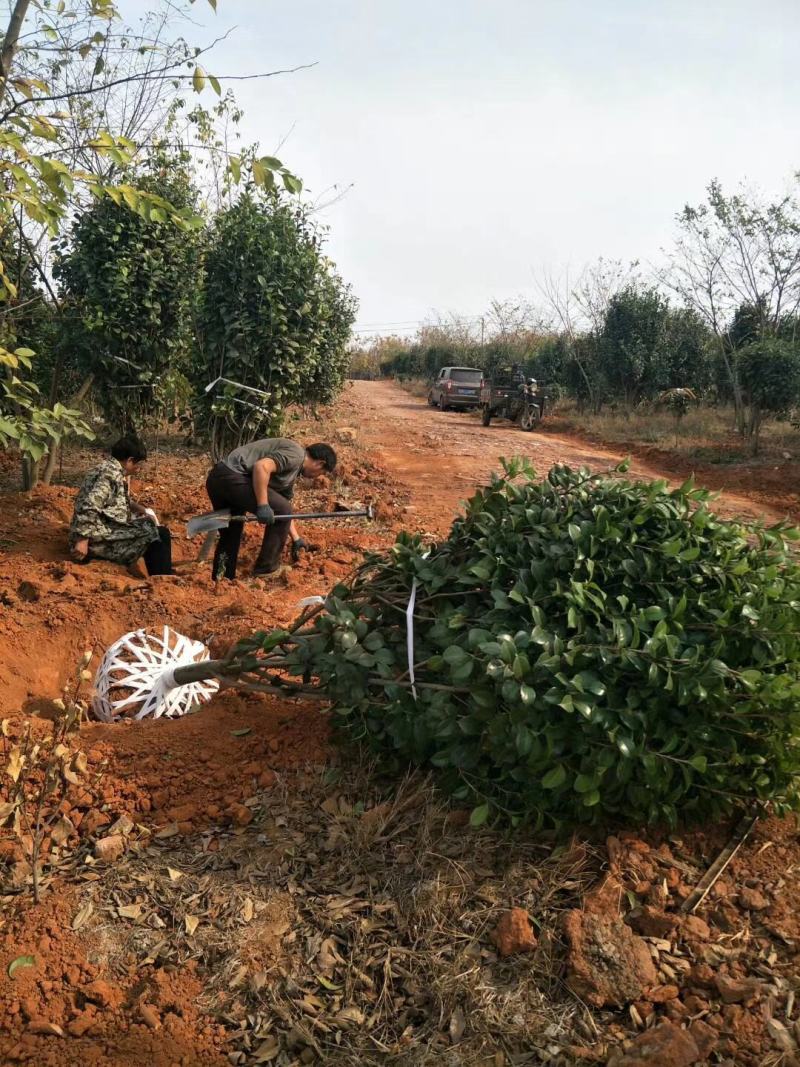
[187,504,374,539]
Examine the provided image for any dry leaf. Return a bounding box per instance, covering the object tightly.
[118,903,142,920]
[167,867,183,882]
[767,1017,795,1052]
[449,1005,466,1044]
[51,816,74,846]
[73,752,88,774]
[334,1006,365,1028]
[241,897,254,923]
[251,1037,280,1063]
[72,901,94,931]
[185,914,200,936]
[155,822,179,839]
[7,747,24,783]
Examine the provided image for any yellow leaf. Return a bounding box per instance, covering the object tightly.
[241,897,254,923]
[185,914,200,936]
[167,867,183,882]
[192,66,206,92]
[118,903,142,920]
[7,746,24,783]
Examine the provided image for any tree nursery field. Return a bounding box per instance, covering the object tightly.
[0,381,799,1066]
[2,2,800,1066]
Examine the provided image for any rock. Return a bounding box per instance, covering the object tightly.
[713,973,763,1004]
[107,813,135,836]
[82,810,111,836]
[17,581,41,603]
[681,915,710,941]
[336,427,358,443]
[646,984,680,1003]
[682,994,709,1015]
[564,908,657,1008]
[94,834,125,862]
[228,803,253,827]
[490,908,537,956]
[139,1003,161,1029]
[689,1020,717,1059]
[628,905,679,939]
[242,762,262,777]
[258,769,277,789]
[738,887,769,911]
[67,1013,96,1037]
[607,1021,700,1067]
[83,980,124,1010]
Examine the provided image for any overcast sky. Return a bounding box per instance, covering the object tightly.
[151,1,799,332]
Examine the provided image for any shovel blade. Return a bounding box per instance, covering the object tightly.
[187,510,233,536]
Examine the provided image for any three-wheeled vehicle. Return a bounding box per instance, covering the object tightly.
[480,367,546,430]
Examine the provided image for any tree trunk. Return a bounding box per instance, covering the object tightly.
[40,443,60,486]
[21,455,39,491]
[0,0,31,110]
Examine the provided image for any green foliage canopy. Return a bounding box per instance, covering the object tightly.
[197,192,357,456]
[247,462,800,831]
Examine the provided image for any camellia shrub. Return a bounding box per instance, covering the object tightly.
[245,461,800,830]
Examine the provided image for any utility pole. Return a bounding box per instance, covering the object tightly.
[480,316,485,346]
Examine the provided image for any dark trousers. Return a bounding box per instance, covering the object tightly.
[205,462,292,580]
[143,526,173,575]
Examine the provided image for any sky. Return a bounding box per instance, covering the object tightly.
[133,0,799,334]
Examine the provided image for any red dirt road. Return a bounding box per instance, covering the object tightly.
[348,379,794,529]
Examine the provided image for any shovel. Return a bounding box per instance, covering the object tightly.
[188,504,374,538]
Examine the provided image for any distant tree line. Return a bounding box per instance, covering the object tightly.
[351,179,800,453]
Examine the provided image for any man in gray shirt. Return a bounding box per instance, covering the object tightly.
[205,438,337,580]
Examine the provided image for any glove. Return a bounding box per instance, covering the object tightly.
[256,503,275,526]
[291,538,309,563]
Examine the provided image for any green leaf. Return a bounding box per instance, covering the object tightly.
[542,765,567,789]
[689,754,707,773]
[469,803,489,827]
[209,75,222,96]
[230,728,252,737]
[8,955,35,978]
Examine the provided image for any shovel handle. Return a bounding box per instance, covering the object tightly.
[230,507,373,523]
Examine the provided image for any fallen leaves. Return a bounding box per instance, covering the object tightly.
[185,914,200,936]
[71,900,94,931]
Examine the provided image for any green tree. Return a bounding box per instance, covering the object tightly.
[737,339,800,452]
[197,191,357,457]
[596,286,670,409]
[53,155,203,429]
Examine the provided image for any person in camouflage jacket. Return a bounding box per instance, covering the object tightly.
[69,436,172,574]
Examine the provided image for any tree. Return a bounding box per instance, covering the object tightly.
[197,191,357,458]
[596,286,670,409]
[664,178,800,431]
[53,152,202,430]
[737,339,800,452]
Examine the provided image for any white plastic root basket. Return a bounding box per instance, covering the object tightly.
[92,625,219,723]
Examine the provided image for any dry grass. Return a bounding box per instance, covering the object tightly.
[69,753,608,1066]
[554,402,800,463]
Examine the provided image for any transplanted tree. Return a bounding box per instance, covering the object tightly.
[54,152,202,430]
[197,190,357,458]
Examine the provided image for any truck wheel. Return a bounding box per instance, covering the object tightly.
[438,395,448,412]
[427,391,436,407]
[481,406,492,426]
[520,407,540,432]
